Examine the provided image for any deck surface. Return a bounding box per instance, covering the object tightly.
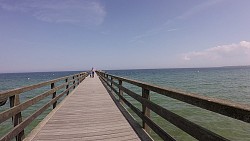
[27,75,140,141]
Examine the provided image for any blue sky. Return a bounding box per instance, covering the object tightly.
[0,0,250,73]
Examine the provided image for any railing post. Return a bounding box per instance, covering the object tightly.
[73,76,76,89]
[119,80,123,104]
[81,74,83,82]
[107,75,110,85]
[142,88,150,133]
[81,73,84,82]
[51,83,57,109]
[111,77,113,87]
[79,74,82,83]
[65,78,69,95]
[84,73,87,81]
[77,74,80,85]
[9,95,24,141]
[84,73,86,80]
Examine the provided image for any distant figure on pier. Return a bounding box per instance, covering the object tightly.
[91,67,95,78]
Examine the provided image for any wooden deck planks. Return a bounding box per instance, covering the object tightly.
[27,75,140,141]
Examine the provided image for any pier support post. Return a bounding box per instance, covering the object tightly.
[142,88,150,133]
[51,83,57,109]
[9,95,24,141]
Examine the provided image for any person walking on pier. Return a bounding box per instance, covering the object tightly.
[91,67,95,78]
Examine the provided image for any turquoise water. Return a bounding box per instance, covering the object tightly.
[0,68,250,140]
[106,67,250,141]
[0,71,81,139]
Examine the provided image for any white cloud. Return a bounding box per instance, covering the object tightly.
[182,41,250,66]
[183,55,191,61]
[0,0,106,26]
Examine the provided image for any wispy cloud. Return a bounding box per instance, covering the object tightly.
[129,28,178,43]
[130,0,222,43]
[177,0,223,20]
[183,41,250,64]
[0,0,106,26]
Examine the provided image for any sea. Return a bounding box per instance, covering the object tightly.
[1,67,250,141]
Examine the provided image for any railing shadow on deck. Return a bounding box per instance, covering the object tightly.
[0,72,88,141]
[96,70,250,141]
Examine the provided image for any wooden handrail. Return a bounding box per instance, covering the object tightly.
[97,71,250,123]
[0,73,83,102]
[96,71,250,141]
[0,72,88,141]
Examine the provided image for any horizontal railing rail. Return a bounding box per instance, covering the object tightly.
[96,71,250,141]
[0,72,88,141]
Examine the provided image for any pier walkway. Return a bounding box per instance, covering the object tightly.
[25,75,140,141]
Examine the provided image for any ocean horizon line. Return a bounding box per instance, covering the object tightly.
[1,65,250,74]
[105,65,250,71]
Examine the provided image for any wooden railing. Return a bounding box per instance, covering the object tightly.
[0,72,88,141]
[96,71,250,141]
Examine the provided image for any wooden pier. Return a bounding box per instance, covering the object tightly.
[24,75,141,141]
[1,71,250,141]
